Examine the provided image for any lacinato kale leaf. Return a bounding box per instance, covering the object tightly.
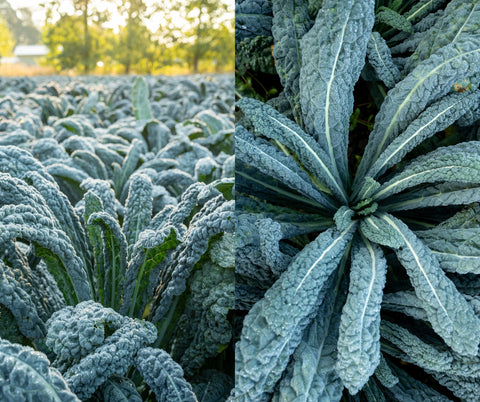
[0,338,80,402]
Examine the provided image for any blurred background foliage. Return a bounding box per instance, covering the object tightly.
[0,0,234,75]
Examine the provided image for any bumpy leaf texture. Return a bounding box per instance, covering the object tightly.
[47,301,157,400]
[366,32,402,89]
[235,125,337,211]
[237,97,347,203]
[336,236,387,394]
[233,224,356,401]
[172,235,234,376]
[355,37,480,186]
[369,214,480,356]
[272,0,312,125]
[405,0,480,72]
[0,338,80,401]
[132,76,153,121]
[272,264,348,402]
[134,347,197,402]
[300,0,375,185]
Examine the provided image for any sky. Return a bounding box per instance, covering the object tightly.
[6,0,67,28]
[6,0,234,34]
[7,0,138,32]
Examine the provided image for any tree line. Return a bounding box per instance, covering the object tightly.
[0,0,234,74]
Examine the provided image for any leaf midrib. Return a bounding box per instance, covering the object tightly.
[372,47,480,166]
[381,214,448,317]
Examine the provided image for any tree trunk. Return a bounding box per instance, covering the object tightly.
[83,0,89,74]
[193,7,202,73]
[193,53,199,73]
[125,9,133,74]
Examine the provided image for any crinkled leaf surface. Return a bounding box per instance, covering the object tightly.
[378,213,480,356]
[0,338,80,402]
[336,236,387,394]
[233,224,355,401]
[300,0,375,185]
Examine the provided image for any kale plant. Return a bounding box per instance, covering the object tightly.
[0,75,234,401]
[234,0,480,400]
[235,0,282,101]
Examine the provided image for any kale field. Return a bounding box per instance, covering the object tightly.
[0,74,234,401]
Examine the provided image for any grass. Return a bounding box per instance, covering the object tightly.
[0,62,233,78]
[0,63,56,77]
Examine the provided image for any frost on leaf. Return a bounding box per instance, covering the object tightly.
[0,338,80,402]
[135,347,197,402]
[47,301,157,400]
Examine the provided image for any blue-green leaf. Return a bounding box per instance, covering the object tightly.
[300,0,375,185]
[122,174,153,256]
[381,321,454,373]
[379,213,480,356]
[381,182,480,211]
[101,376,142,402]
[406,0,480,72]
[386,361,451,401]
[134,347,196,402]
[272,255,348,402]
[0,339,80,402]
[233,224,356,401]
[403,0,447,24]
[372,142,480,202]
[416,226,480,274]
[336,236,387,394]
[237,97,348,203]
[272,0,312,125]
[113,139,144,197]
[355,38,480,186]
[236,125,337,211]
[87,211,128,310]
[366,90,480,181]
[132,77,153,121]
[366,32,402,89]
[376,7,413,33]
[374,355,398,388]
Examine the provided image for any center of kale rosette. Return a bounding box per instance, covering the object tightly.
[333,201,379,231]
